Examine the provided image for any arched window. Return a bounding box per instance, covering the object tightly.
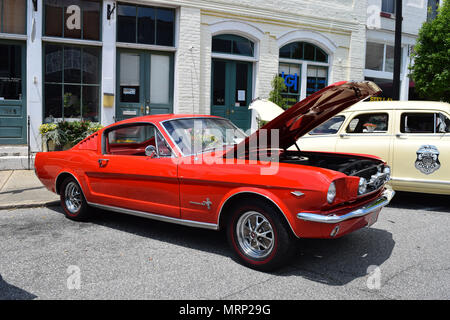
[279,42,329,106]
[212,34,255,57]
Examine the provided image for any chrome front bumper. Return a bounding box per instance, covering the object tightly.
[297,188,395,224]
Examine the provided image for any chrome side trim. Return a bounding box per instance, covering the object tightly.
[87,202,219,230]
[297,189,395,224]
[391,177,450,186]
[216,191,300,238]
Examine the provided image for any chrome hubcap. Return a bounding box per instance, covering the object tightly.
[236,211,275,259]
[64,182,82,214]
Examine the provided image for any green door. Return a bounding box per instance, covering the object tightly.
[211,59,252,131]
[0,42,26,144]
[116,50,173,122]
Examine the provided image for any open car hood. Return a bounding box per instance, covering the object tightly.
[231,81,381,154]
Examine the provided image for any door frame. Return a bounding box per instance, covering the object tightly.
[0,39,27,145]
[115,48,174,122]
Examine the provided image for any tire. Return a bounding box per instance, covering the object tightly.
[226,200,296,271]
[60,177,90,221]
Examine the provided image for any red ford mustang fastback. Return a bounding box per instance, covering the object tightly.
[35,81,394,271]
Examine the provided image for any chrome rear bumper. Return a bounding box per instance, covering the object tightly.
[297,188,395,224]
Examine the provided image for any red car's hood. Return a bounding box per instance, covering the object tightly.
[232,81,381,153]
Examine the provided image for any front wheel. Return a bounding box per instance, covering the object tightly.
[60,177,90,221]
[227,200,296,271]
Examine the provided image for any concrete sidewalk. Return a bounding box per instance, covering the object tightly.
[0,170,59,210]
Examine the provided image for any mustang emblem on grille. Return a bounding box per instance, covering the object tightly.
[415,145,440,175]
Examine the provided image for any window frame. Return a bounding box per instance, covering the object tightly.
[345,112,390,134]
[381,0,396,14]
[102,122,175,157]
[116,2,175,48]
[400,111,450,134]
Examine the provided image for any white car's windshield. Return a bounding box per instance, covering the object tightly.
[162,118,247,155]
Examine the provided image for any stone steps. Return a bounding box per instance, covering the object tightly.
[0,146,34,170]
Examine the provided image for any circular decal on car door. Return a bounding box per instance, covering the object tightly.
[415,145,440,175]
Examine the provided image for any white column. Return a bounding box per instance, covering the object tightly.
[26,0,43,152]
[101,0,117,126]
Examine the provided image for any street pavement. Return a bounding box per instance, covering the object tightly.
[0,190,449,300]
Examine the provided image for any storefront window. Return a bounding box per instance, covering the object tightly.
[279,42,329,104]
[44,0,101,41]
[117,3,175,46]
[0,0,26,34]
[212,34,254,57]
[44,44,101,122]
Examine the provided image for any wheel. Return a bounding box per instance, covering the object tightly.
[227,200,296,271]
[60,177,90,221]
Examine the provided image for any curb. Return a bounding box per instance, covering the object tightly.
[0,200,60,211]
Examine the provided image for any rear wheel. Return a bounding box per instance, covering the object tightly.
[227,200,295,271]
[60,177,90,221]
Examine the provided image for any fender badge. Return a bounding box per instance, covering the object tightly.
[189,198,212,210]
[415,145,440,175]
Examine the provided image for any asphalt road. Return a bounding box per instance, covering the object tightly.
[0,191,449,300]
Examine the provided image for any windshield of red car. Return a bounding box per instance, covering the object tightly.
[162,118,247,156]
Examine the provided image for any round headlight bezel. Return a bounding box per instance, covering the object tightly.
[327,182,336,204]
[358,177,367,195]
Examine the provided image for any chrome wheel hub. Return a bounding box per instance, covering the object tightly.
[64,181,82,214]
[236,211,275,259]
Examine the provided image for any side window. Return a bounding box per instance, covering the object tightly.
[106,124,156,156]
[437,113,450,133]
[400,113,435,133]
[346,113,389,133]
[401,112,450,134]
[310,115,345,135]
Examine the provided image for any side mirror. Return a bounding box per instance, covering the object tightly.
[145,145,159,158]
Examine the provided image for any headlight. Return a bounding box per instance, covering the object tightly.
[327,182,336,204]
[383,166,391,180]
[358,177,367,195]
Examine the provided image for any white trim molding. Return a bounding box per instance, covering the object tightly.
[209,20,265,43]
[277,29,338,55]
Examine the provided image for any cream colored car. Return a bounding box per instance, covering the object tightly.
[298,101,450,195]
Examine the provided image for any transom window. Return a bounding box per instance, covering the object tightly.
[0,0,26,34]
[346,113,389,133]
[279,42,328,63]
[44,0,101,41]
[117,3,175,47]
[212,34,255,57]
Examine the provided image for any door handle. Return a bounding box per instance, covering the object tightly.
[339,133,350,139]
[396,134,407,139]
[98,159,109,168]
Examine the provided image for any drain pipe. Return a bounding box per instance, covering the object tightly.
[27,115,31,170]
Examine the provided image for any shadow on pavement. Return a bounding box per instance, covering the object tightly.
[0,275,37,300]
[387,191,450,213]
[48,205,395,286]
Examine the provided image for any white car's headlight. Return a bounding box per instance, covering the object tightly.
[327,182,336,204]
[358,177,367,195]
